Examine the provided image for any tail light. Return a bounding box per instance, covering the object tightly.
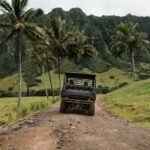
[63,96,68,100]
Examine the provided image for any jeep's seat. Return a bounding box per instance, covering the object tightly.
[83,81,89,90]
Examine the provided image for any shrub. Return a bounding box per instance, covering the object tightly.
[118,82,128,88]
[30,103,36,111]
[35,104,40,111]
[0,89,59,97]
[40,102,47,109]
[139,73,150,79]
[20,108,28,118]
[96,85,110,94]
[109,75,115,79]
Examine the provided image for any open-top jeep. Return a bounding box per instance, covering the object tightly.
[60,72,96,116]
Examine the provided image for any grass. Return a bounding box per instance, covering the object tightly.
[0,68,133,92]
[96,68,133,88]
[105,79,150,128]
[0,97,59,125]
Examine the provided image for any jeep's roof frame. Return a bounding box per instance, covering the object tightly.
[65,72,96,80]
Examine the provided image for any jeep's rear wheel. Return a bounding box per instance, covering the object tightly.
[60,101,66,113]
[88,103,95,116]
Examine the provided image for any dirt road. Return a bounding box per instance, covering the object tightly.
[0,95,150,150]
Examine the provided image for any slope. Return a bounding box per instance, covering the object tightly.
[105,79,150,128]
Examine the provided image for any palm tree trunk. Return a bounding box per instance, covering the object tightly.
[46,58,54,99]
[17,32,22,110]
[58,57,61,94]
[42,64,49,99]
[131,50,136,81]
[26,85,30,97]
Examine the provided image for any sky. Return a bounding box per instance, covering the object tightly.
[8,0,150,16]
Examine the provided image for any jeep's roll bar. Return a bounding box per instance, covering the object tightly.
[65,72,96,80]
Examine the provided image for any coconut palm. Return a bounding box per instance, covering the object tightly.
[32,48,49,99]
[32,44,56,99]
[47,16,74,92]
[110,21,149,81]
[67,29,95,69]
[0,0,44,109]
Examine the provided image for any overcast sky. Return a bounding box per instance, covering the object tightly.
[8,0,150,16]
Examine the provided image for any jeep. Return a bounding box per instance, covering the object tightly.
[60,72,96,116]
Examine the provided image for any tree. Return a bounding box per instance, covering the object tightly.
[0,53,17,78]
[67,29,95,69]
[110,21,149,81]
[32,45,56,99]
[32,48,49,99]
[0,0,44,109]
[47,16,74,91]
[22,59,40,96]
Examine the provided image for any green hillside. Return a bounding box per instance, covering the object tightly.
[0,68,133,92]
[105,79,150,128]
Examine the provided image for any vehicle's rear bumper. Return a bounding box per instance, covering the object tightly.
[62,99,95,104]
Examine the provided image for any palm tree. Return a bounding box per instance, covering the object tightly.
[67,29,95,69]
[0,0,44,109]
[47,16,74,92]
[32,44,56,99]
[32,48,49,99]
[110,21,149,81]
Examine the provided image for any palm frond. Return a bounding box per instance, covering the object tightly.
[61,32,73,43]
[50,16,60,39]
[20,0,28,9]
[0,23,11,28]
[0,0,12,12]
[6,12,18,24]
[23,8,43,21]
[1,28,16,43]
[24,24,46,42]
[12,0,21,18]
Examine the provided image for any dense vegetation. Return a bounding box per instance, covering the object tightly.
[1,7,150,79]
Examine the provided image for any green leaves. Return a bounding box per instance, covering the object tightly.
[110,21,149,57]
[20,0,28,10]
[0,0,12,12]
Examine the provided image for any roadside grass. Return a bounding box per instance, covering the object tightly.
[0,68,133,92]
[0,97,59,125]
[105,79,150,128]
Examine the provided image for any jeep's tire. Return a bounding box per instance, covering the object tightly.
[60,101,66,113]
[88,103,95,116]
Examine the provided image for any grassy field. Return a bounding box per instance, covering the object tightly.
[0,97,59,125]
[96,68,132,87]
[105,79,150,128]
[0,68,133,92]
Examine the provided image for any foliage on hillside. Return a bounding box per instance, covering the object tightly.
[0,8,150,78]
[0,68,133,95]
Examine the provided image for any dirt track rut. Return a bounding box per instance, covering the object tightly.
[0,95,150,150]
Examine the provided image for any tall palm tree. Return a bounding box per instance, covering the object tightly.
[32,44,56,99]
[47,16,74,92]
[32,48,49,99]
[0,0,44,109]
[110,21,149,81]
